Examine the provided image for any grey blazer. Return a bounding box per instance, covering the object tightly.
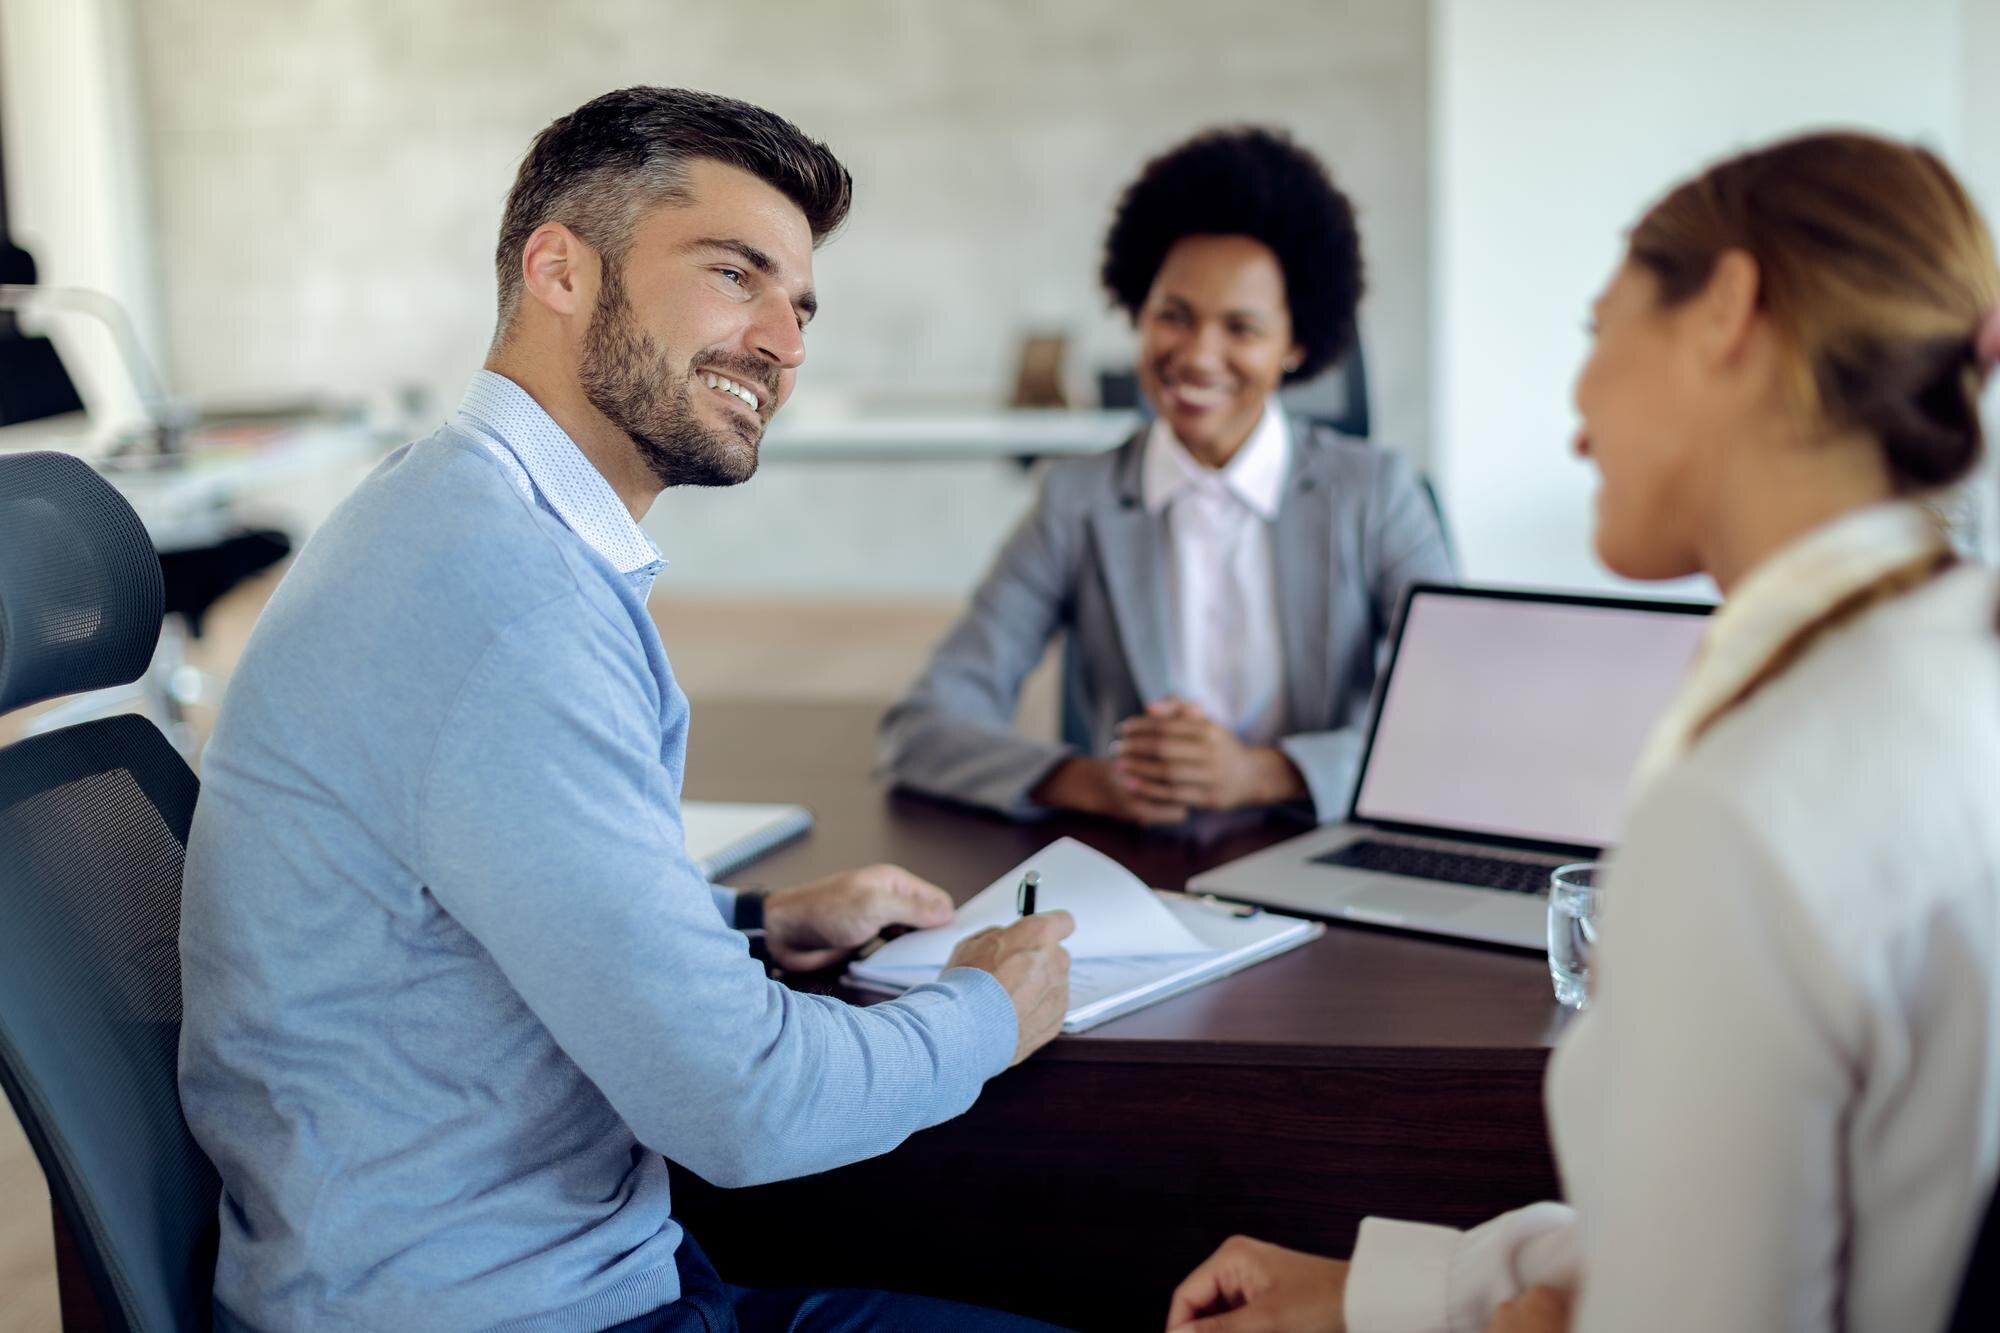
[877,420,1456,819]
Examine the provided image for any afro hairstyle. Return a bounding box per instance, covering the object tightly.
[1100,126,1364,383]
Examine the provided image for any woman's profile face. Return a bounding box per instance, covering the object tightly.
[1572,259,1709,581]
[1136,234,1302,464]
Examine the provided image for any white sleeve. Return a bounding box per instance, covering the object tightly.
[1348,771,1862,1333]
[1346,1203,1579,1333]
[1550,774,1859,1333]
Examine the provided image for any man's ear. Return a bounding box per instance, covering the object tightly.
[519,222,596,320]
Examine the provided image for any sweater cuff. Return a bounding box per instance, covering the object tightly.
[1348,1204,1579,1333]
[932,965,1019,1078]
[1276,731,1363,823]
[1346,1216,1462,1333]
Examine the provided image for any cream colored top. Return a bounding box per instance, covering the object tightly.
[1347,502,2000,1332]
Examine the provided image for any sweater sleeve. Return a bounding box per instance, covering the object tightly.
[1367,448,1457,606]
[1552,774,1861,1332]
[1346,1205,1578,1333]
[415,596,1018,1189]
[1347,771,1865,1332]
[876,467,1084,815]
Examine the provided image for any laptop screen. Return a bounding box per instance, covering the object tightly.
[1351,588,1710,850]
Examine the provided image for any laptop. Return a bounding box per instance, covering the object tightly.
[1187,583,1711,949]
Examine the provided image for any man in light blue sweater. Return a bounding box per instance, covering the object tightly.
[178,87,1073,1333]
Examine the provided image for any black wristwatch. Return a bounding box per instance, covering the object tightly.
[734,891,766,932]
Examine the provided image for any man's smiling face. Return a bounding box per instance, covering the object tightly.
[577,157,818,488]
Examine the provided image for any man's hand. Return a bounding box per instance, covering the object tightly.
[943,911,1074,1065]
[1484,1286,1572,1333]
[1115,699,1307,812]
[1166,1236,1348,1333]
[760,864,955,972]
[1030,755,1190,826]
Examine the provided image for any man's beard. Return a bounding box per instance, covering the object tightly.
[577,264,769,489]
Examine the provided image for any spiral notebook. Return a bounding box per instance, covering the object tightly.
[683,801,814,882]
[845,838,1322,1033]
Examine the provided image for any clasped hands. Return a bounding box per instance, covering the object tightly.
[1165,1236,1572,1333]
[758,864,1072,1065]
[1035,696,1307,825]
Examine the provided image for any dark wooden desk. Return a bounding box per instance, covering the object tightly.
[671,699,1565,1331]
[48,699,1564,1332]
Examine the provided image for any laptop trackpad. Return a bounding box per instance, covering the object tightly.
[1345,884,1477,920]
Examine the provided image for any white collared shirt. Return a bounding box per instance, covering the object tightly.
[1346,501,2000,1332]
[453,369,666,596]
[1142,399,1290,744]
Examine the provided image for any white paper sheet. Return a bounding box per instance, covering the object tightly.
[855,837,1211,969]
[847,890,1324,1033]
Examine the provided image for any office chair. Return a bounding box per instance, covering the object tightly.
[0,286,295,760]
[0,450,221,1332]
[20,526,292,760]
[1285,330,1456,569]
[1291,328,1370,440]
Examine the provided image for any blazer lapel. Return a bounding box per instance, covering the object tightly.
[1274,421,1333,733]
[1089,435,1176,706]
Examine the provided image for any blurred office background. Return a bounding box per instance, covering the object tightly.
[10,0,1991,605]
[2,1,1998,1327]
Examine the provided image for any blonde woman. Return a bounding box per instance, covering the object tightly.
[1167,131,2000,1333]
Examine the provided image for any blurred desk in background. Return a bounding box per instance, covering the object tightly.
[93,421,391,552]
[761,408,1141,462]
[0,408,394,553]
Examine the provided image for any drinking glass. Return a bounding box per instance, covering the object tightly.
[1546,862,1604,1010]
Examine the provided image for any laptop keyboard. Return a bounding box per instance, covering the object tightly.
[1311,839,1565,895]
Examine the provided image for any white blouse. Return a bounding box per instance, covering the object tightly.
[1141,399,1290,745]
[1346,502,2000,1332]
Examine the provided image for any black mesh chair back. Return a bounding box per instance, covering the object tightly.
[0,450,219,1331]
[0,450,164,714]
[1295,325,1370,439]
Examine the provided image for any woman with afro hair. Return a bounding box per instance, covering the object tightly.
[880,127,1454,825]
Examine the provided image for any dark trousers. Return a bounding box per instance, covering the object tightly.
[602,1233,1070,1333]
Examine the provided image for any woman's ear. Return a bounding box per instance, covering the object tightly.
[1691,248,1762,370]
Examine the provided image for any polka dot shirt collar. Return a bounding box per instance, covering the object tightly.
[452,370,665,581]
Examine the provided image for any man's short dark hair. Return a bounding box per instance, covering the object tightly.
[493,86,852,331]
[1100,126,1364,383]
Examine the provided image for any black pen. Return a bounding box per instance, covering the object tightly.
[1016,869,1039,916]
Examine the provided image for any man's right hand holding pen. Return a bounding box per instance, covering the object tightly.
[944,870,1072,1066]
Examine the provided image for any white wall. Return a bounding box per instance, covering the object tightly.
[16,1,1995,597]
[1432,0,1986,594]
[130,0,1430,440]
[114,0,1430,598]
[1959,0,2000,551]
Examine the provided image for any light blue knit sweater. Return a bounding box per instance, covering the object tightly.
[178,400,1016,1333]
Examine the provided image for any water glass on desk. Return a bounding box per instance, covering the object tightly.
[1547,862,1604,1009]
